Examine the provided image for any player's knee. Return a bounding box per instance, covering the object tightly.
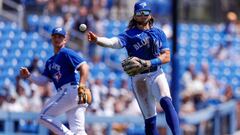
[37,113,51,125]
[145,115,157,126]
[37,114,45,124]
[160,96,172,107]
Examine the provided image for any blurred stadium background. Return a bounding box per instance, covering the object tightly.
[0,0,239,135]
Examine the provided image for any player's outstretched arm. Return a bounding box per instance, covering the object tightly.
[87,31,122,49]
[19,67,49,86]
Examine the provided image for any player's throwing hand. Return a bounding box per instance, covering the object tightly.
[87,31,97,43]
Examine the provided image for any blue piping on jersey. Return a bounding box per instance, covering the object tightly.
[42,88,68,114]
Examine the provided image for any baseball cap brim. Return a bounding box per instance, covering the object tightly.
[51,27,66,37]
[135,9,151,13]
[51,32,66,37]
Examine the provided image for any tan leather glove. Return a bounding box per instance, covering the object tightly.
[78,85,92,104]
[121,57,151,76]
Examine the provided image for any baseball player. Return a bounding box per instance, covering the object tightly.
[20,27,91,135]
[87,1,180,135]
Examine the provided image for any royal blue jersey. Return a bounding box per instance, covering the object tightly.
[118,27,169,60]
[42,47,85,89]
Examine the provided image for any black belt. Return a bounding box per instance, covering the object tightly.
[59,82,78,88]
[70,82,78,85]
[58,82,78,91]
[140,67,157,74]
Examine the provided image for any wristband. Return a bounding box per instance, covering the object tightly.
[150,58,162,66]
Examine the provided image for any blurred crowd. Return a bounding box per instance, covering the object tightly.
[22,0,171,55]
[179,11,240,134]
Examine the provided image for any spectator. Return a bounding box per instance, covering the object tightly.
[1,96,23,112]
[118,77,130,96]
[15,75,31,97]
[106,73,119,97]
[89,76,107,110]
[224,11,238,35]
[222,85,234,102]
[198,62,222,105]
[27,83,43,112]
[91,0,108,21]
[27,57,42,74]
[109,0,135,21]
[72,5,95,52]
[101,91,115,116]
[180,93,196,135]
[62,12,74,33]
[15,84,29,112]
[60,0,79,14]
[43,0,60,16]
[73,6,95,33]
[182,63,197,90]
[0,91,7,111]
[183,0,191,21]
[211,43,229,61]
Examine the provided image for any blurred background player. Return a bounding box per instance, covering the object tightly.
[88,1,180,135]
[20,27,90,135]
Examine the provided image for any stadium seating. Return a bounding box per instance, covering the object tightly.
[1,14,240,94]
[0,21,51,87]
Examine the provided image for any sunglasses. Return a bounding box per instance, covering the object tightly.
[135,10,151,16]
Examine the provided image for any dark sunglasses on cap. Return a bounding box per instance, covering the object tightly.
[135,10,151,16]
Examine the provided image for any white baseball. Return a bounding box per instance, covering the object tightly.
[79,24,87,32]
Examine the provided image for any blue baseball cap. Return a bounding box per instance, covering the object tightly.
[134,1,151,13]
[51,27,66,37]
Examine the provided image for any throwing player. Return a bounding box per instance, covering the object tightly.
[87,1,180,135]
[20,27,91,135]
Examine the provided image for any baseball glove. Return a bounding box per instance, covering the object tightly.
[121,57,151,76]
[78,85,92,104]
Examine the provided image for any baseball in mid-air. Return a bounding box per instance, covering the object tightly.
[79,24,87,32]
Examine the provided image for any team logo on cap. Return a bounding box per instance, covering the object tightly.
[140,2,147,8]
[55,28,63,32]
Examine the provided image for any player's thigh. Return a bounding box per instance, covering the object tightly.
[151,73,171,101]
[41,87,78,116]
[132,75,157,119]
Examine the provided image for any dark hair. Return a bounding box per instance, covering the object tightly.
[127,16,154,29]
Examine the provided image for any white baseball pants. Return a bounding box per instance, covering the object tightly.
[131,69,171,119]
[38,83,88,135]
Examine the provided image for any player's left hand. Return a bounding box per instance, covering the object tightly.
[78,85,92,104]
[121,57,151,76]
[19,67,31,79]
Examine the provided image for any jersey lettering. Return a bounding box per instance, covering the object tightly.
[48,63,61,71]
[133,37,150,50]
